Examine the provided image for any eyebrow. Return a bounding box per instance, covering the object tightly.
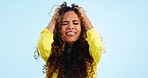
[72,20,79,22]
[62,20,79,22]
[62,21,68,23]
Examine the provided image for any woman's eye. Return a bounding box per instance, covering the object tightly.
[62,23,67,25]
[73,23,79,25]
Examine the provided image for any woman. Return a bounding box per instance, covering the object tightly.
[37,2,104,78]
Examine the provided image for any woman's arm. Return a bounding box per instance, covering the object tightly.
[86,28,104,64]
[37,19,56,62]
[46,19,56,33]
[37,28,54,62]
[37,8,59,62]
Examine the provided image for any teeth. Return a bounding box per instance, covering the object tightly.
[66,32,75,35]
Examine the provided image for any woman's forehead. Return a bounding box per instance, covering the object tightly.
[62,11,79,21]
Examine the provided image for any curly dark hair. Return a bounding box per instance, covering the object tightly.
[44,2,96,78]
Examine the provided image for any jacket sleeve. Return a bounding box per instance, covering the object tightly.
[37,28,54,62]
[86,28,104,64]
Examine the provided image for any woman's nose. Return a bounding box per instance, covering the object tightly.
[67,23,74,29]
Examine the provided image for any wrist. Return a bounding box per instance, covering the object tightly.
[46,20,56,33]
[83,15,94,31]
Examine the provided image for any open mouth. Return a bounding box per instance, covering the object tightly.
[66,31,76,36]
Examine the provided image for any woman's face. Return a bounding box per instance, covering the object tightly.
[60,11,81,46]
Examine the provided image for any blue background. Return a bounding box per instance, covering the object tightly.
[0,0,147,78]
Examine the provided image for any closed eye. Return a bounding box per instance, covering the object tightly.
[73,22,79,25]
[62,21,68,26]
[62,23,68,25]
[73,20,79,25]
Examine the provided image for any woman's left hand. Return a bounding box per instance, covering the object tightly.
[76,7,94,31]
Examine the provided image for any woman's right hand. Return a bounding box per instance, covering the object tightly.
[46,8,60,33]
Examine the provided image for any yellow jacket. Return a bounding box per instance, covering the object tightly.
[37,28,104,78]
